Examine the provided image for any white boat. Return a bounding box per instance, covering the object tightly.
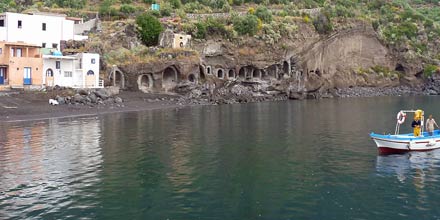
[370,110,440,154]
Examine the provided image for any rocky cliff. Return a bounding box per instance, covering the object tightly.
[94,19,435,104]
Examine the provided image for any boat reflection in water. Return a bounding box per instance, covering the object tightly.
[375,149,440,183]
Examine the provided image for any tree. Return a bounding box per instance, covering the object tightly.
[313,13,332,34]
[233,14,259,35]
[136,13,164,46]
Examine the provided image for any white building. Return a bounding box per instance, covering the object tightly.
[43,53,102,88]
[0,12,88,50]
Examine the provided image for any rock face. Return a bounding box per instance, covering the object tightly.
[110,23,436,103]
[298,25,397,91]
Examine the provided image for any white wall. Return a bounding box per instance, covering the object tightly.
[2,12,80,50]
[43,56,78,87]
[43,53,100,88]
[78,53,100,87]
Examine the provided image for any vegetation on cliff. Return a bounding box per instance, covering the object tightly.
[1,0,439,73]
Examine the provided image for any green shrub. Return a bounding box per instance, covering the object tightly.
[424,64,438,77]
[120,4,137,15]
[169,0,182,9]
[183,1,204,13]
[136,13,164,46]
[195,22,207,39]
[160,2,173,16]
[233,14,259,35]
[255,6,272,23]
[121,0,132,4]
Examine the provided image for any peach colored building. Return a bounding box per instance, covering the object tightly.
[0,41,43,89]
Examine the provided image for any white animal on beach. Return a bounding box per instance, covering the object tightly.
[49,99,59,105]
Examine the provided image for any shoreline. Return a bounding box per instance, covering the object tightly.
[0,91,184,123]
[0,86,433,123]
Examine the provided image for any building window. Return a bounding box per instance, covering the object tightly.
[91,58,95,64]
[46,69,53,77]
[87,70,94,75]
[55,61,61,69]
[42,23,46,31]
[42,43,46,48]
[16,48,22,57]
[18,20,22,28]
[0,20,4,27]
[64,71,72,77]
[52,43,58,49]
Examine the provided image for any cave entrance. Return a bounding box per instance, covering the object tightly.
[138,74,153,93]
[395,64,405,72]
[114,70,125,89]
[228,69,235,78]
[199,66,206,82]
[238,67,246,79]
[188,74,196,83]
[252,69,261,79]
[162,66,179,90]
[283,61,290,75]
[217,69,224,79]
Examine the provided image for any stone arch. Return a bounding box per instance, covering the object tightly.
[228,69,235,78]
[267,65,277,79]
[262,70,270,80]
[238,67,246,79]
[138,74,154,93]
[114,70,125,89]
[162,66,179,90]
[217,69,224,78]
[188,74,197,83]
[252,69,261,79]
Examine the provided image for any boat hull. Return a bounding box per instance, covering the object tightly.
[370,131,440,154]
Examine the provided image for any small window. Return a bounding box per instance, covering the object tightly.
[64,71,72,77]
[87,70,94,75]
[42,43,46,48]
[42,23,46,31]
[52,43,58,49]
[0,20,4,27]
[46,69,53,77]
[16,48,22,57]
[91,58,95,64]
[55,61,61,69]
[18,20,22,28]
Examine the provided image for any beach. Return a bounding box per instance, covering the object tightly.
[0,91,183,123]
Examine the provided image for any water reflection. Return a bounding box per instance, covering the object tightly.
[375,150,440,212]
[376,150,440,182]
[0,117,102,219]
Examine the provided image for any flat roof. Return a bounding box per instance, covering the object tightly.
[2,42,41,48]
[66,17,83,21]
[43,55,76,60]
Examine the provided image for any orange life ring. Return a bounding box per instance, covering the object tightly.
[397,111,406,124]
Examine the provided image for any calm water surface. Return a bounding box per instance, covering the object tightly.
[1,96,440,219]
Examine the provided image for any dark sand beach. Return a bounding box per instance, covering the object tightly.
[0,91,183,122]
